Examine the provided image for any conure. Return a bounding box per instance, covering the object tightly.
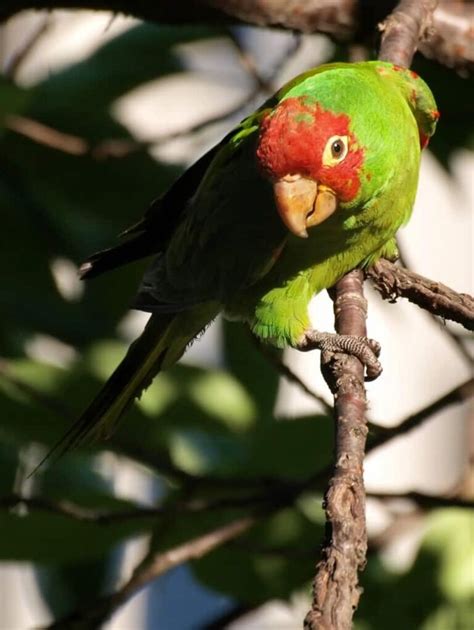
[53,61,439,453]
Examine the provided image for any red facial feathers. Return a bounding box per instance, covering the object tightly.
[419,110,440,148]
[256,98,364,203]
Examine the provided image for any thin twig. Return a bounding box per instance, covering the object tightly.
[1,1,472,71]
[0,493,164,522]
[306,377,473,495]
[367,491,474,510]
[3,14,51,79]
[0,357,73,421]
[395,246,473,367]
[0,491,283,523]
[252,337,333,415]
[5,30,302,159]
[367,378,474,453]
[226,27,273,92]
[6,114,91,155]
[47,515,257,628]
[367,258,474,331]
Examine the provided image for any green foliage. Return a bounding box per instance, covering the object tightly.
[0,21,471,627]
[356,510,474,629]
[193,507,324,602]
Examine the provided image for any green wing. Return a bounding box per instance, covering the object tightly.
[135,116,287,312]
[80,62,365,309]
[80,105,277,282]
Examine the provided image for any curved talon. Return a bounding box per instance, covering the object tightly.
[365,337,382,358]
[295,331,383,381]
[347,336,382,381]
[361,349,382,381]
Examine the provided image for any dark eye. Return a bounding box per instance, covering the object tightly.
[323,135,349,165]
[331,139,344,158]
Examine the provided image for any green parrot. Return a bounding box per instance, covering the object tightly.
[54,61,439,453]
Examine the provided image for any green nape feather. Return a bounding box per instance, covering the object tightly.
[45,61,438,458]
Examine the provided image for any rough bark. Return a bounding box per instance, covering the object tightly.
[378,0,438,67]
[367,259,474,331]
[305,1,441,628]
[0,0,472,72]
[305,270,369,630]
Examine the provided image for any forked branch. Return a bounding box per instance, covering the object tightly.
[305,1,442,628]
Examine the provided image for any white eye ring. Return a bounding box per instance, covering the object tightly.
[322,135,349,166]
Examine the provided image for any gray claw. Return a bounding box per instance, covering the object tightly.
[296,331,383,381]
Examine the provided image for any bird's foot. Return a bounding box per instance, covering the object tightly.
[295,331,382,381]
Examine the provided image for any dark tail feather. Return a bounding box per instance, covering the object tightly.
[30,312,176,474]
[31,303,220,475]
[79,234,159,279]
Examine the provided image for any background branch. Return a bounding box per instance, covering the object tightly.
[377,0,438,67]
[0,0,472,72]
[2,13,51,78]
[48,515,256,628]
[367,378,473,453]
[367,258,474,331]
[395,245,473,366]
[367,491,474,510]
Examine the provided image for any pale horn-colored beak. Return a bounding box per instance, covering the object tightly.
[273,175,337,238]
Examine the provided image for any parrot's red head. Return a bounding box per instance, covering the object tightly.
[256,98,365,238]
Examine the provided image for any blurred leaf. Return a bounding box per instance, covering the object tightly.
[357,509,474,629]
[39,452,144,512]
[167,413,332,480]
[246,415,332,480]
[31,24,226,117]
[0,341,332,488]
[33,455,127,618]
[422,509,474,602]
[0,442,19,495]
[0,451,155,563]
[193,507,322,603]
[223,320,280,417]
[0,25,230,349]
[0,509,151,562]
[0,129,170,347]
[35,557,118,620]
[188,370,257,430]
[0,76,30,129]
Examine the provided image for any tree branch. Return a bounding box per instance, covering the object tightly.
[47,515,256,628]
[0,1,472,72]
[367,258,474,331]
[395,245,473,366]
[0,490,286,522]
[367,378,474,454]
[378,0,438,67]
[0,493,162,522]
[305,1,442,628]
[418,1,474,72]
[2,13,51,79]
[368,491,474,510]
[305,270,369,630]
[252,336,333,415]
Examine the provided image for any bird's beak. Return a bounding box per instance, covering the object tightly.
[273,175,338,238]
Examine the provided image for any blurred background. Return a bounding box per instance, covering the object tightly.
[0,8,472,629]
